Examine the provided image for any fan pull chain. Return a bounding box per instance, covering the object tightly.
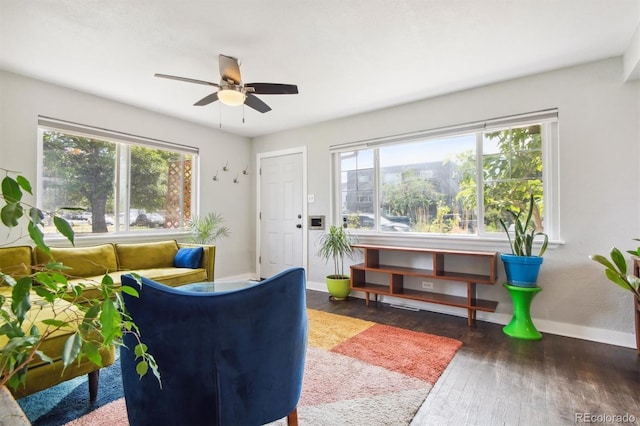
[242,104,245,124]
[219,106,222,129]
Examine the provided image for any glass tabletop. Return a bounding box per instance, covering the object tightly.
[178,280,259,293]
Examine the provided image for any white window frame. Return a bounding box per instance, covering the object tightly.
[330,109,560,247]
[36,116,199,242]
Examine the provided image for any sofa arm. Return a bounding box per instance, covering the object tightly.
[178,243,216,281]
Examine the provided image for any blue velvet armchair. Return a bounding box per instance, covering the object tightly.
[120,267,308,426]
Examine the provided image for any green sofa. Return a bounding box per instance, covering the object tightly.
[33,240,216,302]
[0,239,215,400]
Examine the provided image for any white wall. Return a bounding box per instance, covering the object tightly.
[0,70,254,278]
[2,58,639,347]
[252,58,640,347]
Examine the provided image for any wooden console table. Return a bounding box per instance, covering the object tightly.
[350,244,498,326]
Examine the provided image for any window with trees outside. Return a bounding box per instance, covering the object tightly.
[37,117,197,236]
[333,110,559,240]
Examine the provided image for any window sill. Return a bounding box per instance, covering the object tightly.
[350,232,564,253]
[44,230,191,247]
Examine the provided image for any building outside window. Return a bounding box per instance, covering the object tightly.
[38,117,197,236]
[333,110,558,240]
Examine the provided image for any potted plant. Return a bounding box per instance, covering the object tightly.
[0,171,159,397]
[590,243,640,353]
[590,244,640,302]
[317,225,356,300]
[187,212,230,244]
[499,193,549,287]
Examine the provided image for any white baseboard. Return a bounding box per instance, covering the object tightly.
[306,280,637,350]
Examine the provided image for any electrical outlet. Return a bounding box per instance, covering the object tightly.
[422,281,434,290]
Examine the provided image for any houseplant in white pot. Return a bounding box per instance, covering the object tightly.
[317,225,356,300]
[499,193,549,287]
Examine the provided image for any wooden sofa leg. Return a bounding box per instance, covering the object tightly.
[88,370,100,402]
[286,407,298,426]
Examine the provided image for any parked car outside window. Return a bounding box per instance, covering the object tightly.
[342,213,410,232]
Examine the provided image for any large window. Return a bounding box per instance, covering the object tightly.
[38,117,197,236]
[333,110,558,239]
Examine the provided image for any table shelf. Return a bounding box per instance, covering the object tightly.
[350,244,499,326]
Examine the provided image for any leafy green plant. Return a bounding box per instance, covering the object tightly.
[317,225,356,278]
[499,193,549,257]
[0,170,159,392]
[187,212,230,245]
[590,243,640,303]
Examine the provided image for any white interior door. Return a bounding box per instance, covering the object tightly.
[259,152,304,279]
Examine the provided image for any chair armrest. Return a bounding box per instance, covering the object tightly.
[178,243,216,281]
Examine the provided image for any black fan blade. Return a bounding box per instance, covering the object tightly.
[194,92,219,106]
[219,54,241,84]
[244,94,271,113]
[245,83,299,95]
[155,73,219,87]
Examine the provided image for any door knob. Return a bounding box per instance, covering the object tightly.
[296,224,302,229]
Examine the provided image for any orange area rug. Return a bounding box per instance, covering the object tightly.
[59,309,462,426]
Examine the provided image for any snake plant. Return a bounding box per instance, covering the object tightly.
[499,193,549,257]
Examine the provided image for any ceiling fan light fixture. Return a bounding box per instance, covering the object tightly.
[155,54,297,113]
[218,88,246,106]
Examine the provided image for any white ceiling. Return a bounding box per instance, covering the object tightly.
[1,0,639,138]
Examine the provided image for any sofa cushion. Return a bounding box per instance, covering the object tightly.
[0,245,33,285]
[34,244,118,278]
[65,275,115,303]
[140,268,208,287]
[116,240,179,271]
[174,247,204,269]
[67,268,208,301]
[0,294,116,399]
[0,296,110,368]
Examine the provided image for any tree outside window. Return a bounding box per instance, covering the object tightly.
[41,129,194,235]
[337,118,552,237]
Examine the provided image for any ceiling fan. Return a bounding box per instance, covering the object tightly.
[154,54,298,113]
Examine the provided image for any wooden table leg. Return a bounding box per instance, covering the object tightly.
[467,283,477,327]
[88,370,99,402]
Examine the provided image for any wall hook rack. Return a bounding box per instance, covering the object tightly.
[212,170,219,181]
[242,165,249,175]
[233,174,240,184]
[223,161,229,172]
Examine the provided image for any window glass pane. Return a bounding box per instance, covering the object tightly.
[379,135,477,234]
[41,129,194,235]
[333,113,555,239]
[340,150,375,230]
[42,130,116,234]
[127,146,192,231]
[482,125,544,233]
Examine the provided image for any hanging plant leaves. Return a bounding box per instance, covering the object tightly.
[0,202,23,227]
[28,221,47,254]
[15,175,32,195]
[53,216,75,245]
[1,176,22,203]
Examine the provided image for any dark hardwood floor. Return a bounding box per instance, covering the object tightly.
[305,290,640,426]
